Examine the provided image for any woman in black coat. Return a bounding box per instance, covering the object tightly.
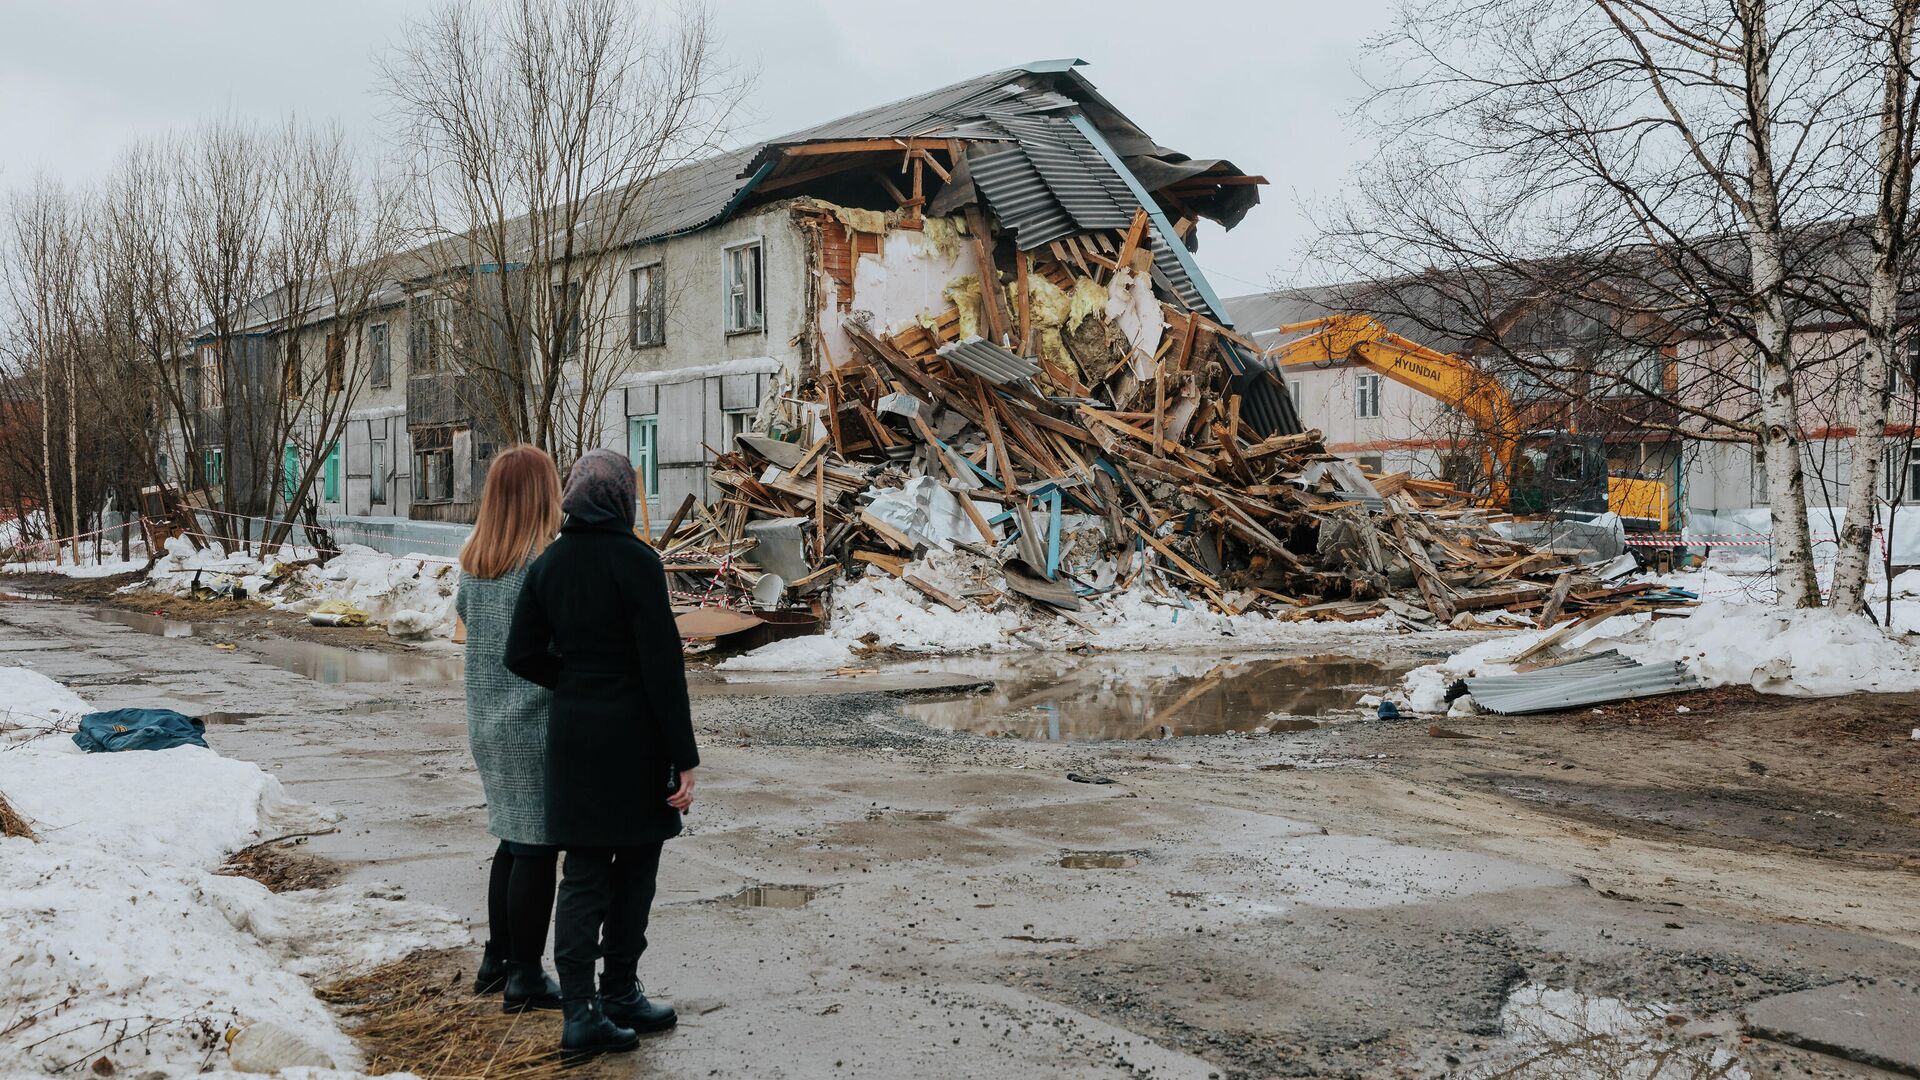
[505,449,699,1061]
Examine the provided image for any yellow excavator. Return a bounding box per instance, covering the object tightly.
[1263,314,1671,530]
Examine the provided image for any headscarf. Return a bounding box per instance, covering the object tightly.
[561,448,637,530]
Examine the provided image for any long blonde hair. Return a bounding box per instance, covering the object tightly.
[459,445,561,579]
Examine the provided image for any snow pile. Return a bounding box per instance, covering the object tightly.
[136,539,462,640]
[1593,602,1920,696]
[1399,599,1920,710]
[0,665,467,1076]
[719,549,1399,670]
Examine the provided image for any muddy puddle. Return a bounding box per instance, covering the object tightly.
[1459,983,1749,1078]
[902,653,1407,741]
[90,607,461,684]
[720,884,817,909]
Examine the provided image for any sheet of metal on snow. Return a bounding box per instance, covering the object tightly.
[938,336,1041,386]
[1462,651,1699,715]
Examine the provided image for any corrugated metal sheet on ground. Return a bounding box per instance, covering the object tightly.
[1461,650,1699,715]
[938,336,1040,386]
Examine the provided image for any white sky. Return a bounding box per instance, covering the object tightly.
[0,0,1394,297]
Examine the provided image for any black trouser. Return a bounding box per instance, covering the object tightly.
[485,840,560,965]
[552,843,664,1000]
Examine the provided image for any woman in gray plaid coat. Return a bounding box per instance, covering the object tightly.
[455,444,563,1013]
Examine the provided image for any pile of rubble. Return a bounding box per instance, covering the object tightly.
[655,209,1690,641]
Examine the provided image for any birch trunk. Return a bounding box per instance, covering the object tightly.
[37,347,57,562]
[1739,0,1821,608]
[1830,2,1917,612]
[65,351,79,565]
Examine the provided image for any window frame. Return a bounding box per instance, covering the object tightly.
[322,442,341,503]
[627,415,659,501]
[722,239,764,335]
[369,437,388,504]
[551,280,582,359]
[199,346,224,410]
[325,331,346,393]
[411,425,455,503]
[629,261,664,348]
[202,446,225,488]
[1354,373,1382,419]
[369,322,391,388]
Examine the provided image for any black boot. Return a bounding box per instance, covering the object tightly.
[472,941,509,995]
[559,996,639,1062]
[502,961,563,1013]
[601,984,677,1034]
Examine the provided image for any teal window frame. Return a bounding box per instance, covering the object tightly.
[282,444,301,505]
[322,442,341,503]
[627,416,658,500]
[203,447,225,487]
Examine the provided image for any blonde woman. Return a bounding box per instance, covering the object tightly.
[455,445,564,1013]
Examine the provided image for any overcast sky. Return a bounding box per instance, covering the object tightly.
[0,0,1394,298]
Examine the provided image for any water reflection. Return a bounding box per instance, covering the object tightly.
[91,606,461,684]
[903,653,1406,741]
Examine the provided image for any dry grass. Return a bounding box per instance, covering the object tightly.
[217,839,342,893]
[0,789,35,840]
[318,950,614,1080]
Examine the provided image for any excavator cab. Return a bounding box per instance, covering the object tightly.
[1508,434,1608,518]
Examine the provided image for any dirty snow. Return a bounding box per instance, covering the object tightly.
[0,665,465,1076]
[1401,597,1920,711]
[140,539,462,640]
[722,550,1401,670]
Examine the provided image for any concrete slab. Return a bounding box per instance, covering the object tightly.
[1745,980,1920,1077]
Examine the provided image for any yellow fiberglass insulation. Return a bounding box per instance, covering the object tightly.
[1006,271,1080,382]
[943,274,983,339]
[1066,277,1108,333]
[831,205,891,235]
[922,215,965,259]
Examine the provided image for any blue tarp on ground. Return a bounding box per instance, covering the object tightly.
[72,709,209,753]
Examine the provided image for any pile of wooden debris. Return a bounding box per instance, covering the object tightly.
[652,209,1691,636]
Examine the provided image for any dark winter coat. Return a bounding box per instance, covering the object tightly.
[504,518,698,848]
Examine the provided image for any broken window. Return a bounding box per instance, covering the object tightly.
[369,322,391,388]
[325,332,346,393]
[409,295,454,374]
[199,346,224,410]
[413,426,454,502]
[282,337,302,399]
[630,263,664,347]
[551,281,581,358]
[1354,374,1381,419]
[723,240,763,334]
[201,446,225,488]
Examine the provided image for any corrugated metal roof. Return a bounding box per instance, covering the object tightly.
[1460,651,1700,715]
[996,116,1134,232]
[968,146,1079,250]
[938,336,1041,386]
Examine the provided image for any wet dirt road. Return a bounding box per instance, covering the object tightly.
[4,594,1917,1079]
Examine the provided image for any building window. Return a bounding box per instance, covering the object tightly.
[369,322,391,388]
[724,408,754,446]
[409,296,454,373]
[325,332,346,393]
[322,442,341,503]
[413,426,454,502]
[282,338,302,399]
[282,444,301,505]
[551,281,581,358]
[1357,455,1384,473]
[629,263,664,347]
[723,240,763,334]
[157,452,170,481]
[627,415,658,500]
[202,446,225,488]
[199,346,224,409]
[370,438,388,503]
[1355,374,1381,419]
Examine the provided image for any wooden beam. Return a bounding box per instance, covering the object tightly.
[962,205,1012,344]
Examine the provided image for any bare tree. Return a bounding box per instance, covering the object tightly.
[3,178,90,562]
[1317,0,1866,608]
[1826,0,1920,611]
[379,0,746,466]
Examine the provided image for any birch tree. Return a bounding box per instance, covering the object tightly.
[1319,0,1856,608]
[1827,0,1920,612]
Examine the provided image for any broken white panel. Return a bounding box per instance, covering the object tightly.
[1106,267,1165,380]
[817,226,974,373]
[864,475,977,551]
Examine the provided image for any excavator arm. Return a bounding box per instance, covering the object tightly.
[1264,314,1522,505]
